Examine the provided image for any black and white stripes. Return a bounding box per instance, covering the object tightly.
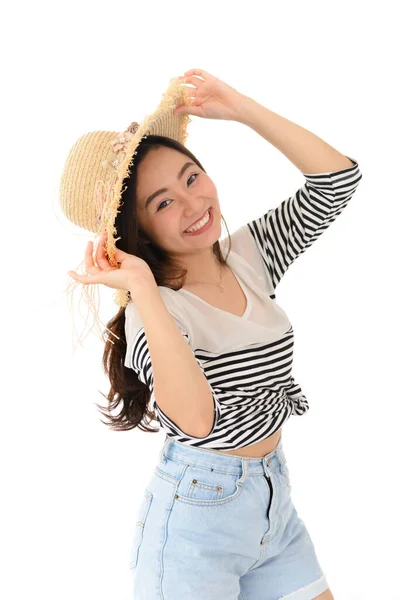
[246,156,362,290]
[124,157,362,450]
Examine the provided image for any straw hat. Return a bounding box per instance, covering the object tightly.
[59,76,194,344]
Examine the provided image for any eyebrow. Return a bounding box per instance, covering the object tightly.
[144,161,196,210]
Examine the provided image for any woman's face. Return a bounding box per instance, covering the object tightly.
[135,146,222,262]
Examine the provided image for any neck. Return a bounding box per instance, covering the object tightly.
[184,260,225,287]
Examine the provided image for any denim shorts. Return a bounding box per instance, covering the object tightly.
[128,434,329,600]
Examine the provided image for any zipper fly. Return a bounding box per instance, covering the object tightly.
[264,472,273,517]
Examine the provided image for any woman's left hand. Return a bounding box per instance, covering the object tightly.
[174,69,245,122]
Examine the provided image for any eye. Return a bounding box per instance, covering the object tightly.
[156,172,199,212]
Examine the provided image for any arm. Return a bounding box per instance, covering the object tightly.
[235,94,354,174]
[245,157,362,290]
[130,285,218,438]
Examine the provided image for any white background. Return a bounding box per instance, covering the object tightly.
[2,1,408,599]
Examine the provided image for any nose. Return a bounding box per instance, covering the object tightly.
[181,196,207,216]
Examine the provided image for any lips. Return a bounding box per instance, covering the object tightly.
[184,208,210,232]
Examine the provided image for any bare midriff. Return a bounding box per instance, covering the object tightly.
[211,428,282,458]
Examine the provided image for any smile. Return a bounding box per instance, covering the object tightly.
[183,209,214,235]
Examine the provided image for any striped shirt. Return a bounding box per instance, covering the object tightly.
[124,156,362,449]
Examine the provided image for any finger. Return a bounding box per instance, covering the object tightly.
[183,69,206,80]
[84,240,102,275]
[96,232,110,269]
[67,270,100,284]
[181,76,201,91]
[84,241,96,268]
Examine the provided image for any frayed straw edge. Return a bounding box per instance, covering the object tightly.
[99,77,193,270]
[63,253,125,357]
[64,78,193,354]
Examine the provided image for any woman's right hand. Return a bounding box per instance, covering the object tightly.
[67,231,157,296]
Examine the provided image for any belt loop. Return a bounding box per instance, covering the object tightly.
[263,454,271,478]
[160,436,171,464]
[276,444,286,468]
[240,457,248,484]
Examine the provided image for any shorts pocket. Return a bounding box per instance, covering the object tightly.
[175,464,243,507]
[129,490,153,569]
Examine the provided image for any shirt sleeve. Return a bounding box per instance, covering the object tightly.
[124,307,223,439]
[245,156,362,290]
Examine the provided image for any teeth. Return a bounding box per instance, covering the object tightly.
[185,210,210,233]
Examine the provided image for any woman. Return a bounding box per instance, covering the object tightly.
[62,69,362,599]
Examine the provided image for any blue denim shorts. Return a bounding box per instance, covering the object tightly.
[129,434,329,599]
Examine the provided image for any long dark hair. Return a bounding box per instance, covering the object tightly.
[95,135,231,432]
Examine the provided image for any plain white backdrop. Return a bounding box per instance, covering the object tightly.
[1,1,408,599]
